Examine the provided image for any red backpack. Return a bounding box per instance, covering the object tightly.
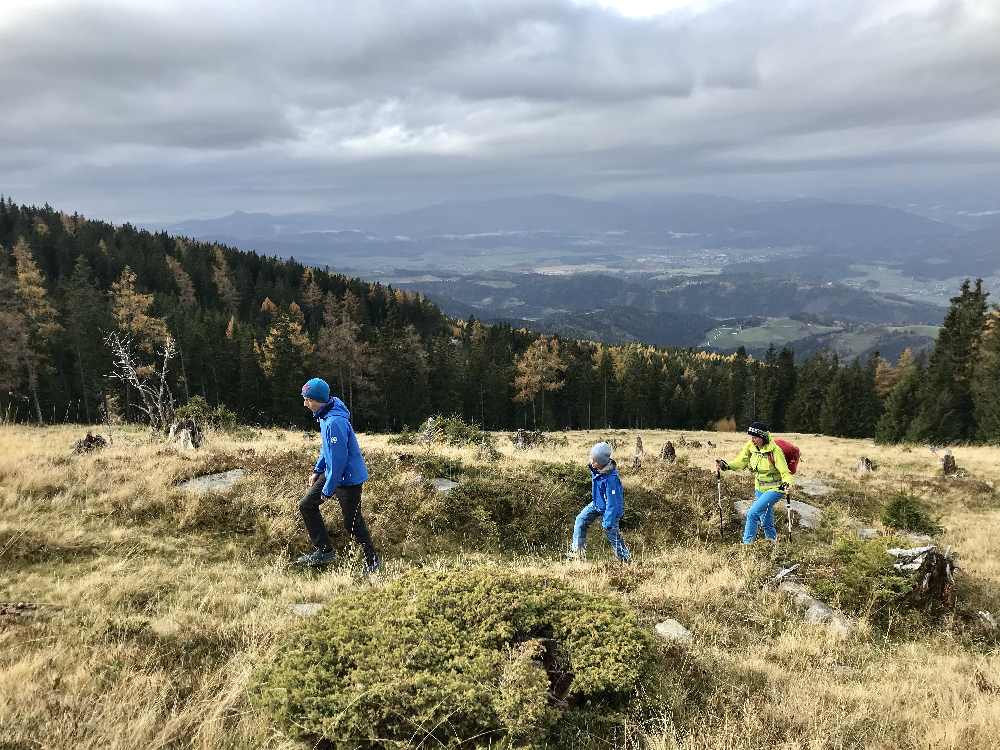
[768,439,800,474]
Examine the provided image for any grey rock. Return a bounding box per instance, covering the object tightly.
[765,564,800,588]
[733,499,823,530]
[289,602,324,617]
[654,619,693,642]
[177,469,245,494]
[778,581,853,637]
[795,478,836,497]
[857,527,880,540]
[787,500,823,529]
[431,478,460,493]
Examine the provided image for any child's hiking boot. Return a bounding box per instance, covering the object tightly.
[294,548,336,568]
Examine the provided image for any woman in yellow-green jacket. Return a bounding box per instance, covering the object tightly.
[715,421,793,544]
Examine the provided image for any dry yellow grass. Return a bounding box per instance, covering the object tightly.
[2,424,998,749]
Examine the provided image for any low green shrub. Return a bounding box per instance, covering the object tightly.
[807,538,913,618]
[175,395,239,431]
[880,492,944,536]
[417,414,497,450]
[358,456,722,558]
[386,427,418,445]
[255,568,668,748]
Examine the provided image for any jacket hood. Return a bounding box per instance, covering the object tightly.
[591,459,618,477]
[316,396,350,421]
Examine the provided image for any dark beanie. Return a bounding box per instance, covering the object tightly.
[747,421,770,439]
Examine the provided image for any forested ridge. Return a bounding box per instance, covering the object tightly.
[0,199,995,442]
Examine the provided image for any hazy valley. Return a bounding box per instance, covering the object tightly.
[165,193,1000,359]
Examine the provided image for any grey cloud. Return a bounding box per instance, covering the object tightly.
[1,0,999,220]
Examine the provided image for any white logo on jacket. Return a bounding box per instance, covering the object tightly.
[329,436,338,444]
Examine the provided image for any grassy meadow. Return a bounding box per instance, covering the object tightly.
[1,423,999,749]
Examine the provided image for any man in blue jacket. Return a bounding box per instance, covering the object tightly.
[295,377,381,572]
[564,442,631,562]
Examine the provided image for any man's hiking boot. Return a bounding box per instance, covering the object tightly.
[294,548,336,568]
[562,549,586,562]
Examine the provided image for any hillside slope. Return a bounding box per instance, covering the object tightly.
[2,425,998,748]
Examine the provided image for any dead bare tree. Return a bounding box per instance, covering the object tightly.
[104,331,177,432]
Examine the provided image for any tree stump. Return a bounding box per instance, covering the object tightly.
[632,435,644,470]
[72,432,107,454]
[856,456,876,474]
[941,451,958,476]
[660,441,676,464]
[887,545,958,608]
[168,419,204,450]
[509,429,549,450]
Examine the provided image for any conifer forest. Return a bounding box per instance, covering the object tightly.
[1,199,996,443]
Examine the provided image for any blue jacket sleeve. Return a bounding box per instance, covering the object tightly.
[313,453,326,473]
[320,419,350,497]
[601,474,624,527]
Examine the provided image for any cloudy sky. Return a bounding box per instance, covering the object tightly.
[2,0,999,222]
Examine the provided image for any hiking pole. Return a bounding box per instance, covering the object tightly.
[784,484,793,535]
[716,468,725,541]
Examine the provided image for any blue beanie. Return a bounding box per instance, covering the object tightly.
[301,377,330,402]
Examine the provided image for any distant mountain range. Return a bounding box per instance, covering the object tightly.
[165,193,997,273]
[162,192,992,359]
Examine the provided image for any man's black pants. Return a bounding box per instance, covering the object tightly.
[299,478,378,566]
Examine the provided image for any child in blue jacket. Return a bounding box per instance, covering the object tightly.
[295,377,381,572]
[565,442,631,562]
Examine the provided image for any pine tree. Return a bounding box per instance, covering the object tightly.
[62,255,109,422]
[377,324,429,430]
[909,279,988,443]
[728,347,750,429]
[619,345,649,428]
[165,255,197,309]
[212,246,241,314]
[260,305,314,422]
[594,346,615,428]
[819,365,853,437]
[110,265,169,351]
[0,258,29,402]
[972,309,1000,442]
[300,267,324,330]
[787,351,838,433]
[873,354,900,398]
[513,336,567,427]
[234,324,267,422]
[12,237,62,424]
[876,353,924,443]
[317,294,376,413]
[853,354,883,437]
